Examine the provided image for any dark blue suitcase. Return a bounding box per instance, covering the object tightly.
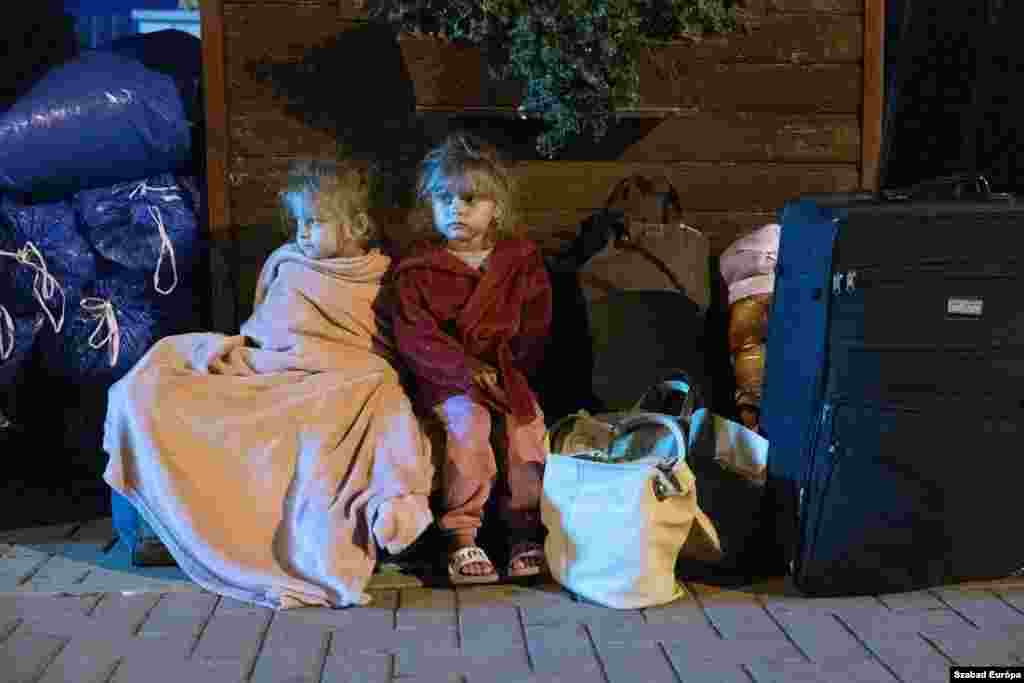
[761,192,1024,596]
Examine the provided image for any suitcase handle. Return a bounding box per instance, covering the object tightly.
[800,174,1014,206]
[882,173,1013,201]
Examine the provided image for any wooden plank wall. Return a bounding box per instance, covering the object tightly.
[202,0,873,326]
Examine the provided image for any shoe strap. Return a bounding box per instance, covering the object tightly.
[451,546,491,566]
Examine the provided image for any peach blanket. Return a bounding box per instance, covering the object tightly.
[103,244,434,608]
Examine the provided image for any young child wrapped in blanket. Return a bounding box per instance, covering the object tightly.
[392,133,553,584]
[270,160,435,555]
[103,159,437,609]
[280,161,374,260]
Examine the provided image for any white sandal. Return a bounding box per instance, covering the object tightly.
[508,542,547,578]
[448,546,499,585]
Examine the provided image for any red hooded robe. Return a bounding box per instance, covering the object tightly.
[392,237,552,422]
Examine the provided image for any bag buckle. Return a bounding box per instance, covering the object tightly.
[652,459,683,501]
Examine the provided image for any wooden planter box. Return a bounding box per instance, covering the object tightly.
[199,0,884,330]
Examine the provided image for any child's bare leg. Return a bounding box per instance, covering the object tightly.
[433,395,498,578]
[496,401,548,574]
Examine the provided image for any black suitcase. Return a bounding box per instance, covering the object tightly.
[761,186,1024,596]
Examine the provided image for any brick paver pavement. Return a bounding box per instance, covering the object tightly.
[4,581,1024,682]
[3,522,1024,682]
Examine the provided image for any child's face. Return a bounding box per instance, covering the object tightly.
[291,194,365,259]
[429,175,498,251]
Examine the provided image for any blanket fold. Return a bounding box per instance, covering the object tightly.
[104,245,435,609]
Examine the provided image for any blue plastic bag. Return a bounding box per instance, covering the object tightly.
[74,174,201,294]
[40,269,173,384]
[0,50,191,199]
[108,29,205,179]
[108,29,202,126]
[0,309,43,390]
[0,195,95,332]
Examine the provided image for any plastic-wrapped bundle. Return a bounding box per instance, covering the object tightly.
[0,195,95,332]
[40,269,174,384]
[108,30,202,126]
[0,50,191,200]
[720,223,780,306]
[0,308,43,390]
[719,223,781,432]
[75,174,201,295]
[108,30,204,178]
[726,293,771,432]
[0,309,43,445]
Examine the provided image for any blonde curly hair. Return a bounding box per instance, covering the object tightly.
[277,160,378,246]
[416,132,518,239]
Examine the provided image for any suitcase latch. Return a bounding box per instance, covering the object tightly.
[832,272,844,295]
[831,270,858,295]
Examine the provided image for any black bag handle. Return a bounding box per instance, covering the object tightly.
[800,173,1014,207]
[882,173,1003,200]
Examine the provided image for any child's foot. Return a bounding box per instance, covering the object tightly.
[508,541,546,578]
[448,540,499,585]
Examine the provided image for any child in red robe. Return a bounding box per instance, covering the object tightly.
[392,133,553,584]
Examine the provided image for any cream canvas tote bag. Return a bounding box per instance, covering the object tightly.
[541,411,714,609]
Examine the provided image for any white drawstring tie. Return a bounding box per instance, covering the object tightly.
[127,179,181,201]
[124,180,181,295]
[147,205,179,295]
[0,305,13,361]
[81,297,121,368]
[0,241,66,333]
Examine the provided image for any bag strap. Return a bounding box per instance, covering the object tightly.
[547,410,690,499]
[632,370,703,431]
[611,411,690,499]
[610,412,688,468]
[547,409,688,469]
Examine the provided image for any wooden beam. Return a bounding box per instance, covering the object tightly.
[860,0,884,190]
[200,0,239,333]
[201,0,231,238]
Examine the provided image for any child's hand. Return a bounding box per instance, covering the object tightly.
[472,363,509,411]
[472,362,499,386]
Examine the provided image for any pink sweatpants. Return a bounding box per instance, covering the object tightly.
[432,394,547,544]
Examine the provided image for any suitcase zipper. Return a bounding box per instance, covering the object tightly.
[794,401,838,582]
[792,401,831,577]
[791,231,841,578]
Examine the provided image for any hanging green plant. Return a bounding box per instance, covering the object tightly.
[369,0,739,157]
